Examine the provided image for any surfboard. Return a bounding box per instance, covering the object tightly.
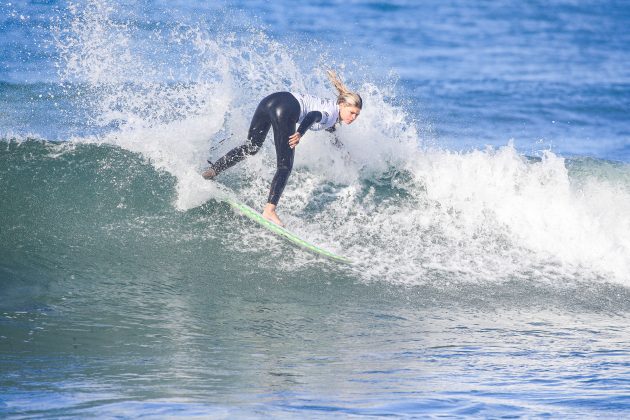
[225,198,352,264]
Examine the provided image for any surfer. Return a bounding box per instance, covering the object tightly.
[202,70,362,227]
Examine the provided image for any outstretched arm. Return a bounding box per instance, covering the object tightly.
[297,111,323,136]
[289,111,322,149]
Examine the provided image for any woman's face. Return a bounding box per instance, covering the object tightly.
[339,104,361,124]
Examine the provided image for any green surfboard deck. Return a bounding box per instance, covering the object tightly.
[225,199,352,264]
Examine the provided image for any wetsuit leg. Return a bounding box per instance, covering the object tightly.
[209,92,300,206]
[266,93,300,205]
[210,99,272,174]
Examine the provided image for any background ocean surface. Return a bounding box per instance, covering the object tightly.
[1,0,629,418]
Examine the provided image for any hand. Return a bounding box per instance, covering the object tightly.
[288,132,302,149]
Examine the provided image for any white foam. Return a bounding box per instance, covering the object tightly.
[403,145,630,283]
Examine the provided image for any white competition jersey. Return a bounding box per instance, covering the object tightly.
[291,93,339,131]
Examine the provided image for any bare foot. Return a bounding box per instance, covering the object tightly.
[202,167,217,179]
[262,204,284,227]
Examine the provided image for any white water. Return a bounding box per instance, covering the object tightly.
[55,0,630,285]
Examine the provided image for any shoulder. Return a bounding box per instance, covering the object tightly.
[295,93,334,106]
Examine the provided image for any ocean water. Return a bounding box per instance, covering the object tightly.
[1,0,630,418]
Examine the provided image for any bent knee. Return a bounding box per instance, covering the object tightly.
[276,161,293,173]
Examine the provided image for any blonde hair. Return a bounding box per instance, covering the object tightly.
[326,70,363,110]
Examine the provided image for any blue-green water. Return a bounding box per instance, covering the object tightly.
[2,0,630,417]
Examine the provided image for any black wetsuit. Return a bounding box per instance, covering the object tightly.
[209,92,323,205]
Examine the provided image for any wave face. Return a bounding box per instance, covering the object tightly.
[2,138,629,289]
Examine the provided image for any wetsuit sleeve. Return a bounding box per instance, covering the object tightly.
[296,111,322,136]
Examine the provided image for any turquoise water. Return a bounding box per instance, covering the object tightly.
[2,1,630,418]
